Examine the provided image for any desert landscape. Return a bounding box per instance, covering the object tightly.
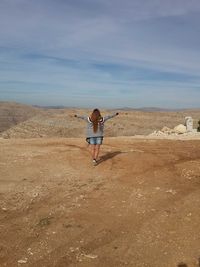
[1,102,200,267]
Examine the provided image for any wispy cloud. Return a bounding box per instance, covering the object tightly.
[0,0,200,107]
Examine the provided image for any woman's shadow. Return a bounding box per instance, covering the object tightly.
[97,151,122,165]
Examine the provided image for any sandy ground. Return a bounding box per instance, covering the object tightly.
[0,137,200,267]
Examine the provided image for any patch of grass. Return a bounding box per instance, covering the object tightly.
[37,216,54,227]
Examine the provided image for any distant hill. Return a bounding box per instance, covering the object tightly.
[33,105,68,109]
[119,107,200,112]
[0,102,45,133]
[0,102,200,138]
[135,107,179,112]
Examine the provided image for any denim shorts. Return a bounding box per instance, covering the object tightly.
[86,137,103,145]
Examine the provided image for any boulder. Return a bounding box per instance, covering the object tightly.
[174,124,187,134]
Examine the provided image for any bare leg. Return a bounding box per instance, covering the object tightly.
[94,144,101,160]
[90,144,96,159]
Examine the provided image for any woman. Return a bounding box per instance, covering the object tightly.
[75,109,118,165]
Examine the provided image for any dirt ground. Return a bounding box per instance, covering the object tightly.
[0,137,200,267]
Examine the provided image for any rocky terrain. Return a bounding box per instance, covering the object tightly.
[0,102,200,138]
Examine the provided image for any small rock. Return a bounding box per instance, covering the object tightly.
[166,189,176,195]
[69,247,75,252]
[27,248,33,255]
[2,207,7,211]
[83,254,98,259]
[17,258,28,264]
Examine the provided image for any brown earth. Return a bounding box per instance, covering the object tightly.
[1,137,200,267]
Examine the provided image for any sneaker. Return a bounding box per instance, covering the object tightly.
[92,159,98,166]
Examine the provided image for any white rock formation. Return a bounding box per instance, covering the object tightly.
[174,124,187,134]
[185,116,193,132]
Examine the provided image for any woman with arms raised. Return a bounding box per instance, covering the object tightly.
[75,109,118,165]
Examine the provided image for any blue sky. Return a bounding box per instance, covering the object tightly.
[0,0,200,108]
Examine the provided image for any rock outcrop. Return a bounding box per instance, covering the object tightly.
[174,124,187,134]
[149,118,199,138]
